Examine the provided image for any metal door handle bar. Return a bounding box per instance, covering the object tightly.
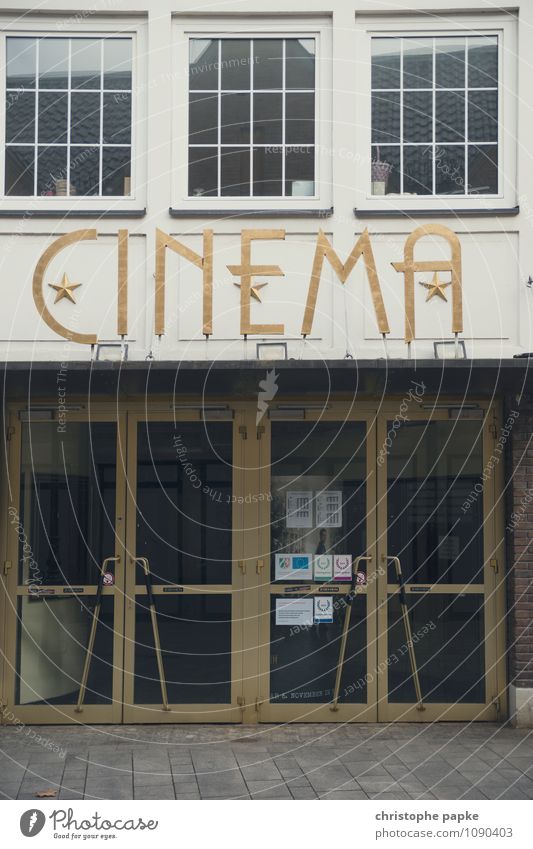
[75,556,120,713]
[133,557,170,711]
[386,555,425,712]
[330,555,372,712]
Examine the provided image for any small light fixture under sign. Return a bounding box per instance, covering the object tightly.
[256,342,288,361]
[434,340,467,359]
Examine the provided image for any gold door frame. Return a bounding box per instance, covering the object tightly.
[121,407,246,723]
[375,399,506,722]
[255,403,379,723]
[0,404,127,725]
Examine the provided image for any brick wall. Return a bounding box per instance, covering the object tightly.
[506,396,533,691]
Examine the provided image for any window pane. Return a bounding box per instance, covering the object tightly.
[285,146,314,196]
[6,91,35,143]
[220,147,250,195]
[286,39,315,89]
[468,144,498,194]
[253,39,283,89]
[70,146,100,196]
[221,93,250,143]
[435,38,466,89]
[371,145,400,194]
[103,38,132,90]
[435,144,465,194]
[71,92,101,144]
[7,38,36,88]
[468,36,498,88]
[253,146,282,196]
[189,148,218,196]
[285,92,314,144]
[403,144,433,194]
[71,38,101,89]
[189,93,218,145]
[253,93,282,144]
[371,91,400,144]
[436,90,465,143]
[189,39,219,91]
[38,92,68,144]
[403,90,433,142]
[102,146,130,195]
[221,40,251,90]
[38,38,69,89]
[103,92,131,144]
[5,147,34,196]
[403,38,433,88]
[37,146,68,195]
[371,39,401,89]
[468,90,498,142]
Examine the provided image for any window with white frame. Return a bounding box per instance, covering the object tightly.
[188,37,316,198]
[5,36,132,198]
[370,35,499,196]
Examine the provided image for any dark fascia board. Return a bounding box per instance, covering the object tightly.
[0,209,147,218]
[354,206,520,219]
[169,207,334,219]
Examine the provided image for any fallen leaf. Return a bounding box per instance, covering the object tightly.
[35,789,57,798]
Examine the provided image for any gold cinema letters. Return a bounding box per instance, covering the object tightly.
[32,225,463,344]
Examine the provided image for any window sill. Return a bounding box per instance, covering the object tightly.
[169,207,334,219]
[0,208,147,218]
[354,206,520,219]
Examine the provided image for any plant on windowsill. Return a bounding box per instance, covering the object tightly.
[371,149,393,196]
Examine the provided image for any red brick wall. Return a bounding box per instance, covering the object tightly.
[506,398,533,690]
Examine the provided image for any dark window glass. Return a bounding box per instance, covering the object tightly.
[37,145,68,195]
[102,146,131,195]
[435,144,466,194]
[253,93,282,144]
[285,92,315,144]
[189,147,218,197]
[436,90,465,143]
[38,38,69,89]
[468,90,498,142]
[221,147,250,195]
[468,144,498,194]
[6,91,35,143]
[468,36,498,88]
[103,92,131,144]
[221,39,251,89]
[221,93,250,144]
[5,146,34,195]
[403,38,433,88]
[403,145,433,194]
[71,39,101,89]
[6,38,36,88]
[253,146,282,196]
[71,92,101,144]
[103,38,132,90]
[189,39,219,91]
[371,39,401,89]
[285,38,315,89]
[189,93,218,145]
[285,146,315,196]
[403,90,433,143]
[38,92,68,144]
[435,38,466,88]
[253,39,283,89]
[371,91,401,144]
[70,146,100,196]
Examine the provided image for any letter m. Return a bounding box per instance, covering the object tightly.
[301,229,390,336]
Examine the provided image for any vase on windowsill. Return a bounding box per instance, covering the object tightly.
[371,157,393,196]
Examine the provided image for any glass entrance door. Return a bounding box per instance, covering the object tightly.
[3,410,125,723]
[256,411,378,722]
[377,408,505,721]
[122,412,245,722]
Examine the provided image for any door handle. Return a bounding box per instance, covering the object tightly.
[238,560,246,575]
[256,558,264,575]
[383,554,425,711]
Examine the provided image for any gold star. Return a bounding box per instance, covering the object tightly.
[233,281,268,302]
[48,273,82,304]
[419,272,451,302]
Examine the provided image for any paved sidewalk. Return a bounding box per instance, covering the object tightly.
[1,723,532,801]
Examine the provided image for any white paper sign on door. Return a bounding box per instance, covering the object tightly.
[314,596,334,623]
[276,597,313,626]
[334,554,352,581]
[275,553,313,581]
[286,491,313,528]
[314,554,333,581]
[316,491,342,527]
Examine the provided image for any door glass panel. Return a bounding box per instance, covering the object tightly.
[134,595,232,704]
[270,594,367,704]
[387,593,485,703]
[16,595,114,705]
[270,421,367,580]
[387,420,484,584]
[135,422,233,585]
[18,422,117,586]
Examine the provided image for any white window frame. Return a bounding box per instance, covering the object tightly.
[172,16,332,211]
[0,17,147,212]
[354,13,517,212]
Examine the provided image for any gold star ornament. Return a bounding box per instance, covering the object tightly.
[48,273,82,304]
[233,281,268,302]
[419,272,451,302]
